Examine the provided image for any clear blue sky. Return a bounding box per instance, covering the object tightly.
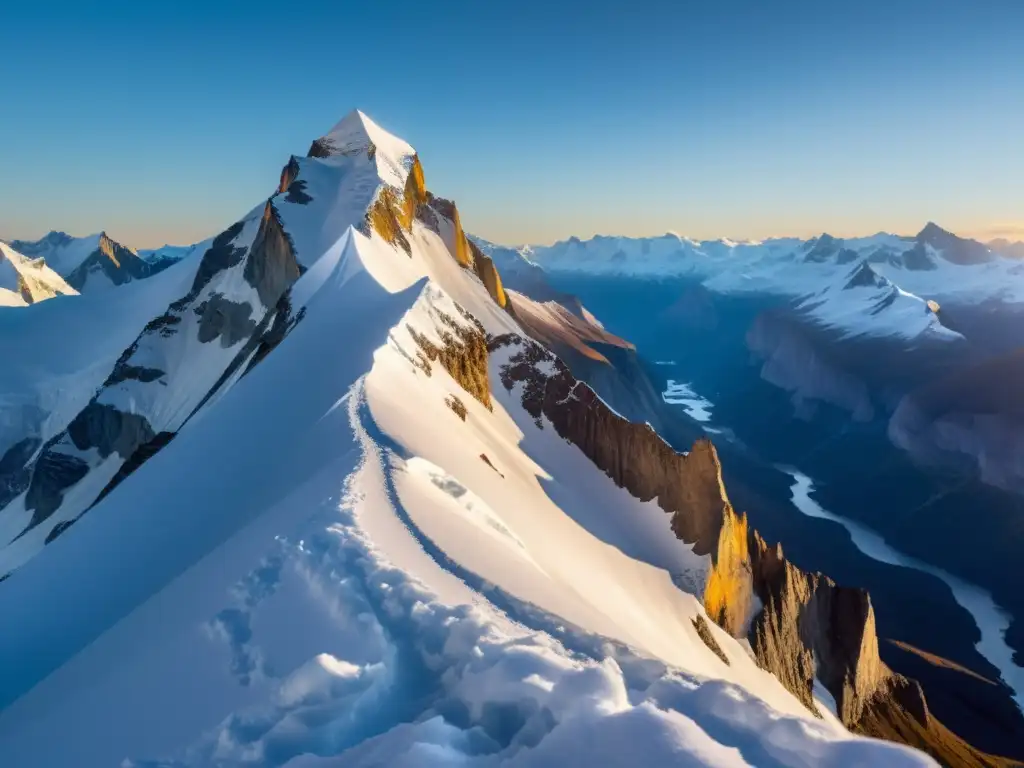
[1,0,1022,248]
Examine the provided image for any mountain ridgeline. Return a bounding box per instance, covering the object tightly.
[0,112,1017,766]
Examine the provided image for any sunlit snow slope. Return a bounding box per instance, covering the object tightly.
[0,242,76,306]
[0,112,936,767]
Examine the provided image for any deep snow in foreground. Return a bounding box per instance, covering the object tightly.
[780,466,1023,712]
[0,232,933,767]
[0,113,939,767]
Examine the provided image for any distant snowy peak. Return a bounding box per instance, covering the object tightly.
[136,238,214,267]
[529,225,1002,275]
[797,259,960,342]
[8,231,105,276]
[0,242,77,306]
[6,230,169,292]
[843,260,890,290]
[915,221,995,266]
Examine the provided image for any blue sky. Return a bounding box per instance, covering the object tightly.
[1,0,1022,248]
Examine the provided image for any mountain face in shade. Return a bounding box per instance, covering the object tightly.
[2,110,1008,767]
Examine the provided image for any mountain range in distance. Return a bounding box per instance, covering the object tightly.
[0,111,1022,768]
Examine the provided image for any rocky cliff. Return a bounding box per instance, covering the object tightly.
[488,331,1018,768]
[64,233,166,290]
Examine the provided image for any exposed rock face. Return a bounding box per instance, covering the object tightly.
[7,196,303,544]
[490,334,727,556]
[692,615,730,665]
[741,528,889,724]
[490,331,1014,767]
[445,394,468,421]
[422,195,472,267]
[703,504,751,637]
[364,155,428,254]
[747,311,876,421]
[64,233,166,290]
[410,305,491,410]
[468,239,507,309]
[92,431,176,507]
[244,202,301,307]
[0,437,40,511]
[416,198,508,310]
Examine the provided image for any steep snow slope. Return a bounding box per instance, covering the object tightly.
[0,242,76,306]
[0,255,198,460]
[0,230,930,767]
[0,111,937,767]
[795,261,961,342]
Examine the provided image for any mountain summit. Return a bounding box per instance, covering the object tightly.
[0,111,1011,767]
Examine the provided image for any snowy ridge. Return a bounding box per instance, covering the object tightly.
[0,230,931,766]
[0,241,76,306]
[795,260,962,342]
[7,231,106,277]
[0,112,937,766]
[5,230,174,292]
[316,110,417,190]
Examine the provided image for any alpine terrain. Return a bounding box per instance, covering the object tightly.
[0,111,1019,768]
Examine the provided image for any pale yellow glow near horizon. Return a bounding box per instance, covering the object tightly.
[14,218,1024,253]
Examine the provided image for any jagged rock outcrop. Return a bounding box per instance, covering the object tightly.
[9,198,302,543]
[468,239,507,309]
[422,195,471,267]
[490,334,728,556]
[489,331,1016,767]
[415,195,508,309]
[365,156,427,254]
[410,304,492,410]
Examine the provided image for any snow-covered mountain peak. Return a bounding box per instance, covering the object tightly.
[0,111,993,767]
[914,221,994,266]
[802,233,860,264]
[843,260,889,290]
[308,109,417,191]
[916,221,954,244]
[8,230,104,276]
[4,229,171,292]
[0,241,78,306]
[796,257,959,342]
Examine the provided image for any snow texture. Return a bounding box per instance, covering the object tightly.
[0,113,938,768]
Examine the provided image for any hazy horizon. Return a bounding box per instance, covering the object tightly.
[2,1,1021,250]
